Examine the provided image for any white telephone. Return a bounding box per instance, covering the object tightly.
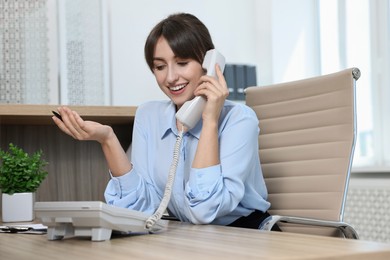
[175,49,226,129]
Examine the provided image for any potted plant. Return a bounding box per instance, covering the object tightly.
[0,143,48,222]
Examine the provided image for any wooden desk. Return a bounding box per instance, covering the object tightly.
[0,221,390,259]
[0,104,137,202]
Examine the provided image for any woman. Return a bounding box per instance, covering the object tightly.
[53,13,278,230]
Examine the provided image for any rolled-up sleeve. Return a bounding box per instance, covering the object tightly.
[104,169,160,214]
[186,165,221,202]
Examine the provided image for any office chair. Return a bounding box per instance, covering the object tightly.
[245,68,360,239]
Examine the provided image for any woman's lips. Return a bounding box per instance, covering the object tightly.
[169,83,187,95]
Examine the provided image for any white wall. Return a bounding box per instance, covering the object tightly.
[109,0,259,105]
[254,0,320,85]
[271,0,321,82]
[109,0,321,105]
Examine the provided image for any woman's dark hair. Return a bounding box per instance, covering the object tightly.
[144,13,214,71]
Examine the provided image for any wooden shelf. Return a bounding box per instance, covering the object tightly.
[0,104,137,202]
[0,104,137,125]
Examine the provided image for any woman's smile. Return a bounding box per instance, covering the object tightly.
[169,83,188,92]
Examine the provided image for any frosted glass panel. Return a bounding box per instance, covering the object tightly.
[58,0,110,105]
[0,0,50,104]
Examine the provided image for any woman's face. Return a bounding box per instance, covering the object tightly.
[152,36,204,109]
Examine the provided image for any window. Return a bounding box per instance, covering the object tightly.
[319,0,390,171]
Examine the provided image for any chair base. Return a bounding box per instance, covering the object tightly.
[259,215,359,239]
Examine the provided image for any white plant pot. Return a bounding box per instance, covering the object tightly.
[2,192,35,222]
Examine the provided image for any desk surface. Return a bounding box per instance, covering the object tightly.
[1,221,389,260]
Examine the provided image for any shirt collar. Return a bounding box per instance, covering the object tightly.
[160,102,202,140]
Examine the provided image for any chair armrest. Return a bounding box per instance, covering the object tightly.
[259,215,359,239]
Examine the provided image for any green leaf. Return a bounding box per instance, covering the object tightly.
[0,143,48,194]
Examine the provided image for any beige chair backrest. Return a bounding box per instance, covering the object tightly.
[245,68,360,236]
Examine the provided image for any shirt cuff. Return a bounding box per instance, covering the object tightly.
[109,169,140,197]
[187,164,221,198]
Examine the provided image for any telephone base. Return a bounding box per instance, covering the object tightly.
[34,201,167,241]
[46,223,113,241]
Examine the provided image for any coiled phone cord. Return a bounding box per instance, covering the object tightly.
[145,128,184,230]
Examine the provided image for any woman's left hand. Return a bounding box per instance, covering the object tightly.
[52,106,114,145]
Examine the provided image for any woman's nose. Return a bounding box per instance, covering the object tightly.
[167,66,179,83]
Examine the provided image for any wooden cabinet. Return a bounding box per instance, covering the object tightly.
[0,104,136,202]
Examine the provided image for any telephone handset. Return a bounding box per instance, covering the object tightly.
[175,49,226,129]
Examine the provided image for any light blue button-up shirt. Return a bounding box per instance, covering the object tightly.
[104,100,270,226]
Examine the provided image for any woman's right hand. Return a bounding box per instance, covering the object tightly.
[52,106,114,145]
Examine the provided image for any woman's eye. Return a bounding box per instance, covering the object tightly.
[154,65,165,71]
[177,61,189,66]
